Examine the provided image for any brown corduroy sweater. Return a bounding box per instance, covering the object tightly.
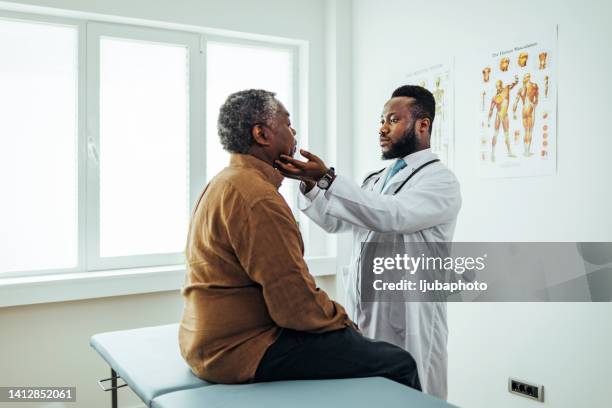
[179,153,353,384]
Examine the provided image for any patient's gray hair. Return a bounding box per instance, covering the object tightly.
[217,89,279,154]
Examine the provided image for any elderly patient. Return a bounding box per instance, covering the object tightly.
[179,89,421,390]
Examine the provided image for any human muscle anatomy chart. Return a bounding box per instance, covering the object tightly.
[513,73,539,157]
[406,62,454,168]
[488,76,519,162]
[479,30,556,178]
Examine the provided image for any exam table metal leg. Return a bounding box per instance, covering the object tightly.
[97,367,126,406]
[111,368,118,408]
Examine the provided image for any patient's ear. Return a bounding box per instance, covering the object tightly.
[251,124,270,146]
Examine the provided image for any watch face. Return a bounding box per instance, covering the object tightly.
[317,178,330,189]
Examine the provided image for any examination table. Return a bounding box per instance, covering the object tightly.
[90,324,456,408]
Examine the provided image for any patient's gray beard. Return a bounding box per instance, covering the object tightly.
[381,125,417,160]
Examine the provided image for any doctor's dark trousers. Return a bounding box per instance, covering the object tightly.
[253,326,421,391]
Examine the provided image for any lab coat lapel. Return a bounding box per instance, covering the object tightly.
[373,165,392,194]
[381,150,438,195]
[381,166,410,195]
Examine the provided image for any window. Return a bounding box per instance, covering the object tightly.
[86,23,203,270]
[0,13,301,278]
[0,17,78,274]
[98,37,189,258]
[206,40,297,212]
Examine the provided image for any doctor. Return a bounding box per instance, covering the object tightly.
[275,85,461,399]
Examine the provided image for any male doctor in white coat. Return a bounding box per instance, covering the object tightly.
[275,85,461,399]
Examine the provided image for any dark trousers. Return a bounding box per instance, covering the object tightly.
[253,327,421,391]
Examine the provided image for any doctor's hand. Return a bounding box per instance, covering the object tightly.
[275,149,329,182]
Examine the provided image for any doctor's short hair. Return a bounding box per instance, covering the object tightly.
[217,89,279,154]
[391,85,436,134]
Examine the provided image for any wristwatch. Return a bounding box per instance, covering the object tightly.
[316,167,336,190]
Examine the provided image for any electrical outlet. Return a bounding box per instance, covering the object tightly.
[508,378,544,402]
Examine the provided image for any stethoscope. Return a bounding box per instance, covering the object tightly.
[373,159,440,195]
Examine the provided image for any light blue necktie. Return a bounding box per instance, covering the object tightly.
[382,159,407,189]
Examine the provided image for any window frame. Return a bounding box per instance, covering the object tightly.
[0,10,310,279]
[85,21,205,271]
[0,10,85,279]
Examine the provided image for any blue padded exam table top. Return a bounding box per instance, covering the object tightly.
[152,377,455,408]
[90,324,210,404]
[91,324,457,408]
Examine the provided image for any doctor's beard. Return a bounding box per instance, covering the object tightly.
[381,122,418,160]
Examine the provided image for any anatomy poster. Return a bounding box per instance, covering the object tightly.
[405,62,454,168]
[479,29,557,178]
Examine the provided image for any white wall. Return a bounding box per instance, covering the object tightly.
[324,0,354,300]
[351,0,612,406]
[0,292,183,408]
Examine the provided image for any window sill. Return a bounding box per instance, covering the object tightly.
[0,256,337,308]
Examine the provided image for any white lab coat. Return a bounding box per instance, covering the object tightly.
[298,148,461,399]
